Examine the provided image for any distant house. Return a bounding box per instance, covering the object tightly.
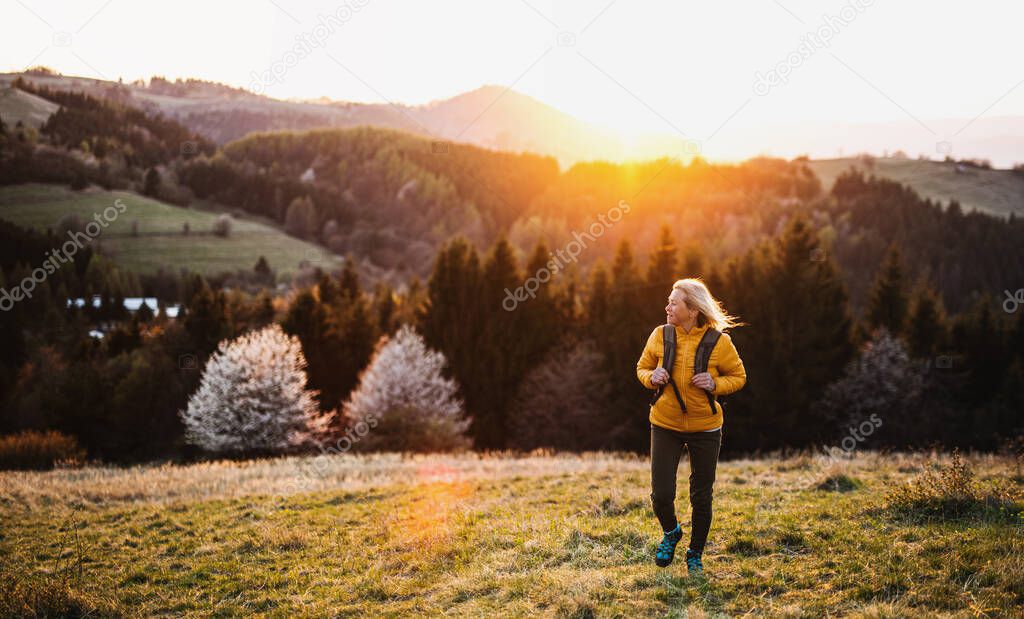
[69,296,182,338]
[300,167,315,183]
[67,296,181,318]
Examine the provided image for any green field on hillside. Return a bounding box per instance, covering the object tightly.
[808,158,1024,219]
[1,451,1021,617]
[0,183,343,277]
[0,85,58,129]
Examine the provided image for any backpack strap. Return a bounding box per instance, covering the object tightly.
[649,325,688,412]
[649,325,674,406]
[694,328,722,413]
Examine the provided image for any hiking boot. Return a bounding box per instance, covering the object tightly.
[655,524,683,567]
[685,548,703,574]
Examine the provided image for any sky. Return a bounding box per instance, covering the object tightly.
[3,0,1023,162]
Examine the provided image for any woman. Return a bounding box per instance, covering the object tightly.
[636,278,746,573]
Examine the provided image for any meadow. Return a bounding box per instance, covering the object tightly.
[1,450,1021,617]
[0,183,343,277]
[805,157,1024,219]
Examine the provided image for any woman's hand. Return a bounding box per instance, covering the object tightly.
[651,367,670,386]
[691,372,716,391]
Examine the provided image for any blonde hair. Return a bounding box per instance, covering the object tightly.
[671,278,743,332]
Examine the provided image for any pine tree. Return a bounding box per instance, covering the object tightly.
[867,243,909,335]
[905,282,947,358]
[339,257,360,302]
[645,224,678,325]
[957,299,1007,401]
[373,282,396,334]
[418,237,483,415]
[752,216,855,447]
[342,325,469,452]
[331,283,377,406]
[282,276,377,413]
[183,282,231,358]
[680,241,705,279]
[253,256,272,283]
[604,239,650,449]
[475,236,523,449]
[519,240,563,362]
[180,324,334,454]
[282,288,329,402]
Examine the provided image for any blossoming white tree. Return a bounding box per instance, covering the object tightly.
[180,324,335,454]
[342,325,470,452]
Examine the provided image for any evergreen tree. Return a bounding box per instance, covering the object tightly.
[644,224,678,325]
[373,282,396,334]
[418,237,483,439]
[330,281,377,409]
[734,216,855,448]
[905,282,947,359]
[866,243,909,336]
[604,239,649,449]
[253,256,273,284]
[183,281,231,359]
[339,257,360,302]
[519,240,563,363]
[281,289,329,402]
[956,299,1007,403]
[680,241,705,279]
[475,237,524,448]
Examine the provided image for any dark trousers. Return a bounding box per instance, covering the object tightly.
[649,423,722,554]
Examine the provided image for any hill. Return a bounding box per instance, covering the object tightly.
[0,73,689,167]
[807,157,1024,218]
[0,183,343,277]
[0,451,1020,616]
[0,86,58,129]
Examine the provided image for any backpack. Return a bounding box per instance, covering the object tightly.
[649,324,721,414]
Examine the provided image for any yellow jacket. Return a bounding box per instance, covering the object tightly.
[636,323,747,432]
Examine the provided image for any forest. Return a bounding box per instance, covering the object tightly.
[1,77,1022,464]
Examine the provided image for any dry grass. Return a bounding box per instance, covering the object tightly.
[0,430,85,471]
[1,450,1021,617]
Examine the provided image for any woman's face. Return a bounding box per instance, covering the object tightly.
[665,289,697,326]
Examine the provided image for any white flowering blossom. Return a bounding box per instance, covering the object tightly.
[343,325,470,452]
[180,324,335,454]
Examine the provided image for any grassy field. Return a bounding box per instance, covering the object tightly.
[1,450,1021,617]
[0,183,343,277]
[807,158,1024,219]
[0,85,58,129]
